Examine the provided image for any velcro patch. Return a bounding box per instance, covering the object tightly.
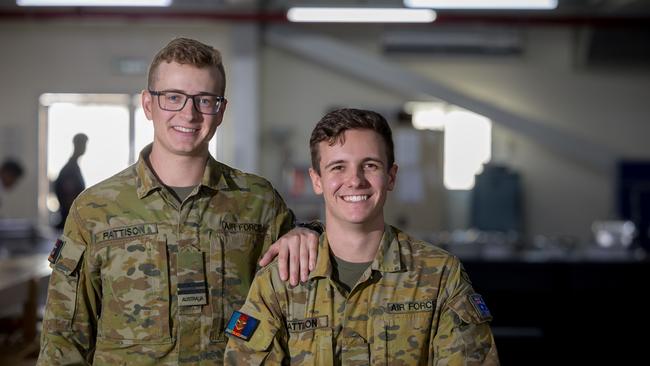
[48,239,65,264]
[387,299,435,314]
[94,223,158,244]
[469,293,492,321]
[225,311,260,341]
[221,221,266,234]
[178,281,207,306]
[287,316,328,333]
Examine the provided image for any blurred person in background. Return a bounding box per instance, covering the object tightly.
[0,158,24,215]
[53,133,88,230]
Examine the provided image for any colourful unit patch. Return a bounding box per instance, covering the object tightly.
[225,311,260,341]
[48,239,65,264]
[469,293,492,321]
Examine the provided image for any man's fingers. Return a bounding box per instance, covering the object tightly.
[300,240,309,283]
[289,240,300,286]
[258,243,279,267]
[277,242,289,281]
[308,238,318,271]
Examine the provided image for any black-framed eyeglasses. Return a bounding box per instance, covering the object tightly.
[149,90,226,115]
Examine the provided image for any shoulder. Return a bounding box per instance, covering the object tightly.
[215,160,278,193]
[74,164,137,204]
[393,226,456,259]
[392,226,463,271]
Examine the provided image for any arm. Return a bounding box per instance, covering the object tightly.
[430,258,500,365]
[37,205,99,365]
[225,267,288,365]
[258,187,321,286]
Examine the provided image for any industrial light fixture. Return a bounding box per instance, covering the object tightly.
[404,0,557,10]
[17,0,171,6]
[287,7,436,23]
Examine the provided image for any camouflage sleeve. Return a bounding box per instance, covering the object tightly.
[37,204,99,365]
[431,257,500,365]
[259,187,296,260]
[270,187,296,240]
[224,267,288,365]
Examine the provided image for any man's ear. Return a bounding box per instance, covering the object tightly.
[214,98,227,128]
[387,163,398,191]
[308,167,323,195]
[142,90,154,121]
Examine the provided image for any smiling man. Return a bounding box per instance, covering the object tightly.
[38,38,319,365]
[225,108,499,365]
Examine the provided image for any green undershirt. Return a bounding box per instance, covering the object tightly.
[168,185,196,203]
[331,254,373,293]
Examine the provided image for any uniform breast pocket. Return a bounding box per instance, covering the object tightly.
[376,311,433,365]
[208,229,266,342]
[288,328,333,365]
[98,234,170,343]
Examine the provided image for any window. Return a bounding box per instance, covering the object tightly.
[39,93,147,225]
[406,101,492,190]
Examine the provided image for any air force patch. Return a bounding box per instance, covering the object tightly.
[225,311,260,341]
[469,293,492,321]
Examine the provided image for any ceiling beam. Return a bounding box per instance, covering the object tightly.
[266,25,617,174]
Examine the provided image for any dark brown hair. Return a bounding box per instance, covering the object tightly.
[309,108,394,174]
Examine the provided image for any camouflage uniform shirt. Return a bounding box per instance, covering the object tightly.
[225,225,499,365]
[38,145,294,365]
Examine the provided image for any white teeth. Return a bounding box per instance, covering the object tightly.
[342,195,368,202]
[173,126,197,133]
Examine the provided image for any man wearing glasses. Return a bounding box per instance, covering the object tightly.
[38,37,318,365]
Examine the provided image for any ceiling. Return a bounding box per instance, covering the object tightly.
[1,0,650,23]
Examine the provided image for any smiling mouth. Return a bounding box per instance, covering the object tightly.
[173,126,198,133]
[342,195,369,202]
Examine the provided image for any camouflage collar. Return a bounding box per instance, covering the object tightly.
[371,226,404,273]
[309,225,404,281]
[135,144,234,199]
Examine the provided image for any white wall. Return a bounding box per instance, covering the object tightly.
[1,19,649,243]
[260,24,650,242]
[0,20,233,220]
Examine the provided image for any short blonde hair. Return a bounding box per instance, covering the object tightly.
[148,37,226,94]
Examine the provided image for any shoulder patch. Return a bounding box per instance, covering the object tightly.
[468,293,492,321]
[225,311,260,341]
[48,239,65,264]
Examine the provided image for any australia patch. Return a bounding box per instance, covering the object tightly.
[48,239,65,264]
[469,293,492,321]
[225,311,260,341]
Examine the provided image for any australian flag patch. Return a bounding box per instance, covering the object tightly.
[469,293,492,321]
[225,310,260,341]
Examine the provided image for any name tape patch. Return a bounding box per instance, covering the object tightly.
[287,316,328,333]
[225,311,260,341]
[387,299,435,314]
[469,293,492,321]
[94,223,158,244]
[48,239,65,264]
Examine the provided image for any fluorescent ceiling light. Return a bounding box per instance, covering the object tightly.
[404,0,557,10]
[287,7,436,23]
[17,0,171,6]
